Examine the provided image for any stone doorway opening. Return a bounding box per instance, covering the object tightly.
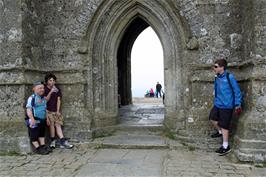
[85,0,188,129]
[117,17,164,126]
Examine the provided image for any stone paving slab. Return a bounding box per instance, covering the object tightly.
[163,150,266,177]
[90,134,168,149]
[0,145,266,177]
[76,149,166,177]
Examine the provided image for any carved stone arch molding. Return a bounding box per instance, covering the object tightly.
[79,0,194,129]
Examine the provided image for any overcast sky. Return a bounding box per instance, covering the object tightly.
[131,27,164,97]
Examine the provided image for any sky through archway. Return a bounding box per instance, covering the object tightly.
[131,27,164,98]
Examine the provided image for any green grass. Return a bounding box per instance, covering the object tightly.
[163,129,176,140]
[254,162,266,168]
[0,151,23,156]
[187,145,196,151]
[93,144,104,149]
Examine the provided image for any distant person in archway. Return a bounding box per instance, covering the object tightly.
[145,90,150,97]
[155,82,162,98]
[209,59,242,156]
[149,88,154,97]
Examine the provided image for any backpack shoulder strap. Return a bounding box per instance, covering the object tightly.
[25,94,36,120]
[226,72,234,93]
[226,72,236,106]
[31,94,36,107]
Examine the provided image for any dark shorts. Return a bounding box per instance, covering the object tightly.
[209,106,233,130]
[27,121,46,142]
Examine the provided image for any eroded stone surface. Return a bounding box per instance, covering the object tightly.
[0,0,265,162]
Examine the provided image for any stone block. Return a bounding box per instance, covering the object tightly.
[230,33,242,50]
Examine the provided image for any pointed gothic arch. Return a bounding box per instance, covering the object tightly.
[80,0,193,128]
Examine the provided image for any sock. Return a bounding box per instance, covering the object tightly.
[218,130,222,134]
[222,142,228,149]
[51,137,55,141]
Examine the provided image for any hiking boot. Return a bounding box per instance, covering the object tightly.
[50,140,56,148]
[60,138,74,149]
[211,131,222,138]
[215,146,231,156]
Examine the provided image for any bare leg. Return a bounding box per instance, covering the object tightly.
[221,128,229,142]
[39,137,45,145]
[211,120,221,131]
[32,141,40,148]
[55,123,64,139]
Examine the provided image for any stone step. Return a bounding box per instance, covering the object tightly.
[89,134,169,149]
[175,134,222,151]
[92,124,165,138]
[114,124,164,135]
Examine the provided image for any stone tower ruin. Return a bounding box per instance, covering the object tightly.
[0,0,265,162]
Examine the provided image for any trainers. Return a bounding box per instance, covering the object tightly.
[215,146,231,156]
[43,145,53,153]
[34,146,49,155]
[50,140,56,148]
[211,131,222,138]
[60,138,74,149]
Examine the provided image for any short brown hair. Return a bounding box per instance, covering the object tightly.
[214,59,227,69]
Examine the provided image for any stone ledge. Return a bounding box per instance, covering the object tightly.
[235,149,266,162]
[0,69,87,85]
[0,136,31,154]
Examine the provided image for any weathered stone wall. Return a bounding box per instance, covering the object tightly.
[183,0,244,135]
[0,0,23,68]
[38,0,103,140]
[0,0,30,154]
[21,0,44,69]
[233,0,266,162]
[0,0,265,161]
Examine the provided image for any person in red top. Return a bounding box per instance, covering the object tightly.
[149,88,154,97]
[44,73,73,149]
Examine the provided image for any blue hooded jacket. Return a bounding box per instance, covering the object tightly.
[214,70,242,109]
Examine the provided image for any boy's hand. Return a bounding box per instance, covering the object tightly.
[52,86,58,93]
[56,111,61,117]
[30,118,35,128]
[235,106,242,116]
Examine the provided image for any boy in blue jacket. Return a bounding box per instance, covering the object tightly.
[209,59,242,156]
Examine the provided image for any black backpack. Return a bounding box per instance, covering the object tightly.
[25,94,36,120]
[226,73,244,107]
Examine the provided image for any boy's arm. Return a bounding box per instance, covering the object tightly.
[26,108,35,127]
[45,90,53,101]
[46,110,50,126]
[45,87,57,101]
[56,97,61,116]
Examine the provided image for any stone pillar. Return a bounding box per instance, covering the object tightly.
[0,0,30,154]
[234,0,266,162]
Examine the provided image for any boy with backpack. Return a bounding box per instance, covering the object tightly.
[209,59,242,156]
[44,73,73,149]
[25,81,51,155]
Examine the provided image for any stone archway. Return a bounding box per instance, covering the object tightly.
[117,17,149,106]
[80,0,192,129]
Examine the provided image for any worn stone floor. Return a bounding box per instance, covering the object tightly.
[1,98,265,177]
[1,146,266,177]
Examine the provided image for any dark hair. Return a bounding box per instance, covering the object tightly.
[214,59,227,69]
[45,73,57,83]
